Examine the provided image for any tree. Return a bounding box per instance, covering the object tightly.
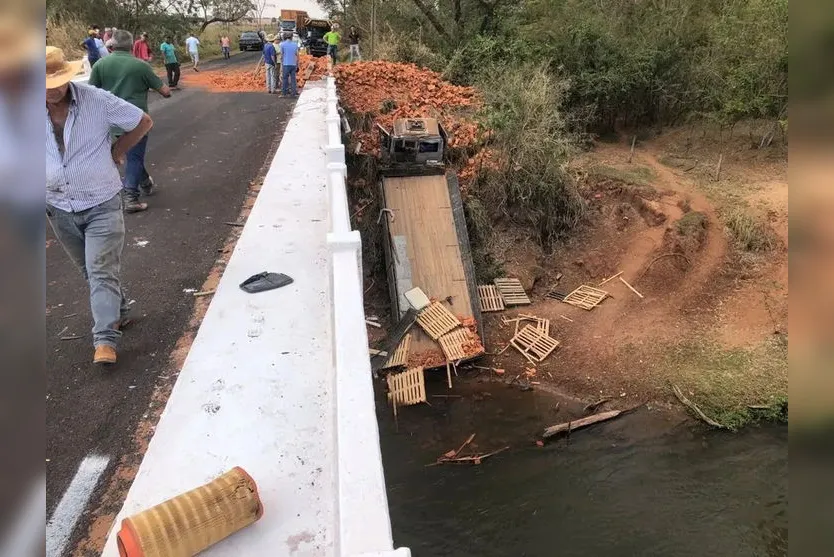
[249,0,273,25]
[171,0,255,33]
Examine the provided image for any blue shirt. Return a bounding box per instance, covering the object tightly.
[263,42,277,66]
[280,40,299,66]
[160,42,177,64]
[84,37,100,62]
[46,83,144,212]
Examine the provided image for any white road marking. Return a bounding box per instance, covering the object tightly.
[46,454,109,557]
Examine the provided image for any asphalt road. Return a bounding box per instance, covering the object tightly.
[46,52,294,553]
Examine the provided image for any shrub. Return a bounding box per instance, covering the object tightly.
[723,209,775,252]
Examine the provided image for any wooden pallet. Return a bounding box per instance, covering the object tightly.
[387,366,426,408]
[438,328,472,361]
[494,278,531,306]
[382,334,411,369]
[478,285,505,313]
[518,314,550,336]
[563,285,609,310]
[416,302,461,340]
[510,324,560,363]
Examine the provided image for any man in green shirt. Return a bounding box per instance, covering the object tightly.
[323,24,341,65]
[160,36,180,88]
[89,29,170,212]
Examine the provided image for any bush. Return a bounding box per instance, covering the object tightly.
[473,63,585,246]
[723,209,775,252]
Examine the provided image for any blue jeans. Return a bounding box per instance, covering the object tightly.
[46,194,130,348]
[265,64,277,92]
[282,64,297,96]
[123,133,150,195]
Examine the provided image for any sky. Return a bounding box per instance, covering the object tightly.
[260,2,327,20]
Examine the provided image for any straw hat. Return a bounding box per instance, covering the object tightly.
[265,33,275,42]
[46,46,83,89]
[0,15,40,72]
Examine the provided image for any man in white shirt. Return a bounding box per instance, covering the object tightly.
[185,34,201,72]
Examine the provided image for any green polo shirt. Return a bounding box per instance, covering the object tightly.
[89,51,163,113]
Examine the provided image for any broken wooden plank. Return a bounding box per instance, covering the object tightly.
[542,409,624,439]
[365,319,382,328]
[619,276,644,299]
[598,271,623,286]
[559,315,574,323]
[371,308,418,372]
[382,333,411,369]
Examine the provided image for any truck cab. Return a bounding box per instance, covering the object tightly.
[377,118,448,175]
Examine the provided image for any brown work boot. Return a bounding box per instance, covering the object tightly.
[123,193,148,213]
[93,345,117,365]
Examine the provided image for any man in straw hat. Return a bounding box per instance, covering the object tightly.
[46,46,154,366]
[90,29,170,212]
[262,33,278,93]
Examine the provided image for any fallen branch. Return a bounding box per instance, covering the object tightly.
[583,397,611,413]
[542,408,632,439]
[365,319,382,328]
[60,335,83,341]
[636,253,692,283]
[193,290,216,297]
[431,446,510,466]
[672,385,727,429]
[63,313,78,319]
[57,325,69,338]
[559,315,574,323]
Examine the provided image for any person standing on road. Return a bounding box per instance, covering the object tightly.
[185,33,200,71]
[132,32,152,62]
[93,27,109,60]
[103,27,113,42]
[89,30,171,213]
[323,25,340,65]
[348,26,361,62]
[160,36,180,88]
[46,46,154,365]
[220,35,231,59]
[280,32,299,97]
[82,29,101,67]
[262,34,278,94]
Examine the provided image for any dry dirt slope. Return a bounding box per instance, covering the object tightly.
[479,130,787,428]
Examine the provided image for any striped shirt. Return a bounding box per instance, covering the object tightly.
[46,82,144,212]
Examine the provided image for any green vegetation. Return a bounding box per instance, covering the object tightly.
[660,335,788,429]
[723,208,776,252]
[587,164,656,189]
[675,211,708,239]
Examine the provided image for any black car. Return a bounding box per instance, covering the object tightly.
[239,31,264,51]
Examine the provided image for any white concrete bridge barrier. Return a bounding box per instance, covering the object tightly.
[99,78,409,556]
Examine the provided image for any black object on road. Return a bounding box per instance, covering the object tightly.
[239,272,294,293]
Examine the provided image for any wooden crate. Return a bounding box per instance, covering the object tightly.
[518,314,550,336]
[494,278,531,306]
[387,366,426,407]
[382,334,411,369]
[416,302,461,340]
[438,328,472,362]
[478,285,505,313]
[563,285,609,310]
[510,324,560,363]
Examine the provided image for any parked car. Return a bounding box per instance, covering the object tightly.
[239,31,264,51]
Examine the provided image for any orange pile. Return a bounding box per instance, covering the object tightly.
[335,61,481,158]
[181,54,329,92]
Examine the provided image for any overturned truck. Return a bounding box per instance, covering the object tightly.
[375,118,484,367]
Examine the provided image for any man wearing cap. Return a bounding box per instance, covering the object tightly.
[46,46,154,365]
[262,34,278,94]
[280,32,299,97]
[82,28,101,67]
[89,29,171,213]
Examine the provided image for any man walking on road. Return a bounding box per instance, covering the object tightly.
[46,46,154,365]
[280,32,299,97]
[262,34,277,93]
[132,32,152,62]
[160,36,180,88]
[89,30,171,213]
[220,35,231,59]
[185,33,200,71]
[82,28,101,67]
[348,26,361,62]
[323,24,340,65]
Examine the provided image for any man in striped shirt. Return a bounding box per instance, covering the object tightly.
[46,46,154,366]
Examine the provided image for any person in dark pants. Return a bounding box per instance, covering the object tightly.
[82,28,100,67]
[160,36,180,87]
[89,30,171,213]
[279,32,299,97]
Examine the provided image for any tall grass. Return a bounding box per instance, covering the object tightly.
[46,14,87,58]
[723,208,776,252]
[474,63,586,246]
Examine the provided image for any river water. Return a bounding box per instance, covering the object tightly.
[376,377,787,557]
